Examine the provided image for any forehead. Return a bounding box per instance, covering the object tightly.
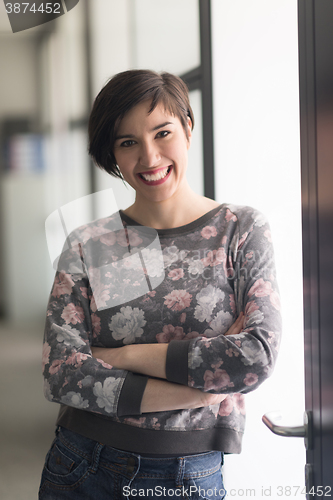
[116,100,178,133]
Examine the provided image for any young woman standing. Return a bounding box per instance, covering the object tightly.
[39,70,281,499]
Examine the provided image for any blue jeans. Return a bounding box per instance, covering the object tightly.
[39,426,226,500]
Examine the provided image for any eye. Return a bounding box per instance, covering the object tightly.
[156,130,170,139]
[120,140,136,148]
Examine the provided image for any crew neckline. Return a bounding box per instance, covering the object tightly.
[119,204,226,236]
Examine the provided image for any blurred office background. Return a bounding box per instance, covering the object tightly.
[0,1,304,498]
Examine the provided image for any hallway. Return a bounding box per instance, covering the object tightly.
[0,321,58,499]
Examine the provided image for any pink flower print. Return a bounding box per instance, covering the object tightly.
[229,294,236,314]
[225,348,239,358]
[245,251,254,260]
[201,226,217,239]
[268,331,276,345]
[248,278,272,298]
[203,369,234,391]
[80,287,88,299]
[52,272,74,298]
[42,343,51,371]
[233,393,246,415]
[90,284,111,311]
[151,418,161,430]
[211,360,223,370]
[221,235,228,246]
[61,304,85,325]
[164,290,192,312]
[185,330,200,339]
[116,229,143,247]
[99,231,116,246]
[244,301,259,314]
[226,255,234,279]
[201,248,226,268]
[270,291,281,310]
[96,358,113,369]
[168,268,184,281]
[235,340,242,347]
[237,232,248,250]
[218,396,234,416]
[49,359,64,375]
[244,300,259,324]
[124,417,147,427]
[65,352,89,367]
[264,229,272,242]
[180,312,186,323]
[225,209,237,222]
[148,291,156,297]
[244,373,258,386]
[81,225,108,244]
[156,325,185,343]
[91,313,101,337]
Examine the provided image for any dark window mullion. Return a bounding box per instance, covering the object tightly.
[180,0,215,199]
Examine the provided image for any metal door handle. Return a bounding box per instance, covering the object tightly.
[262,410,312,449]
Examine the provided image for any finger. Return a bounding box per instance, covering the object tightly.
[225,313,244,335]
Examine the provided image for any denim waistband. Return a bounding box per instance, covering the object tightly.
[56,426,223,480]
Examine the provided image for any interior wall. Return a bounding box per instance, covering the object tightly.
[211,0,305,495]
[0,37,38,117]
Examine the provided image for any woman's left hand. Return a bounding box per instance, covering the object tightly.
[224,312,244,336]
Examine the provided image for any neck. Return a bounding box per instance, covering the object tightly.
[123,186,220,230]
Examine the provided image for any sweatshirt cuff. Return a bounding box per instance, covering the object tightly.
[165,339,190,386]
[117,372,149,417]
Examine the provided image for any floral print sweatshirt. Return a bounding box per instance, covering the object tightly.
[43,204,281,455]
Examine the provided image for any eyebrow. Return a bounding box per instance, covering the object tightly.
[115,121,173,141]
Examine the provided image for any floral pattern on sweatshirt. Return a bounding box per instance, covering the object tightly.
[43,204,281,436]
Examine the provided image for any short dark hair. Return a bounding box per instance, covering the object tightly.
[88,69,194,178]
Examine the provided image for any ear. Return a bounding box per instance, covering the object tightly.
[186,116,192,148]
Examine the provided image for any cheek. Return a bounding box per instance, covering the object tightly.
[114,152,135,175]
[163,142,188,161]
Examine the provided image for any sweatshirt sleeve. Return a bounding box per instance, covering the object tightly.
[42,242,148,417]
[165,208,282,394]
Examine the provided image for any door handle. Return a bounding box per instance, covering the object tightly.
[262,410,312,449]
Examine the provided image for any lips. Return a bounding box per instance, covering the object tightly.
[137,166,172,185]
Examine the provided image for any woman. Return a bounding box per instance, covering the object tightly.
[39,70,281,499]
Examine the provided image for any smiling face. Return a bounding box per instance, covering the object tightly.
[113,100,192,206]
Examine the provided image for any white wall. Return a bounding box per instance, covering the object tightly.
[212,0,305,496]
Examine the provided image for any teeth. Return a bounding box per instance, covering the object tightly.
[141,167,169,182]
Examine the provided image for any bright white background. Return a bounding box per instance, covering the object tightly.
[212,0,305,496]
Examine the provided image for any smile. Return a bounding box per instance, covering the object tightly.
[138,166,172,185]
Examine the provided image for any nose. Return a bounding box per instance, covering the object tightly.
[139,141,161,168]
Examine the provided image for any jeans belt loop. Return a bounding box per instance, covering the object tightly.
[176,457,186,488]
[89,442,104,474]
